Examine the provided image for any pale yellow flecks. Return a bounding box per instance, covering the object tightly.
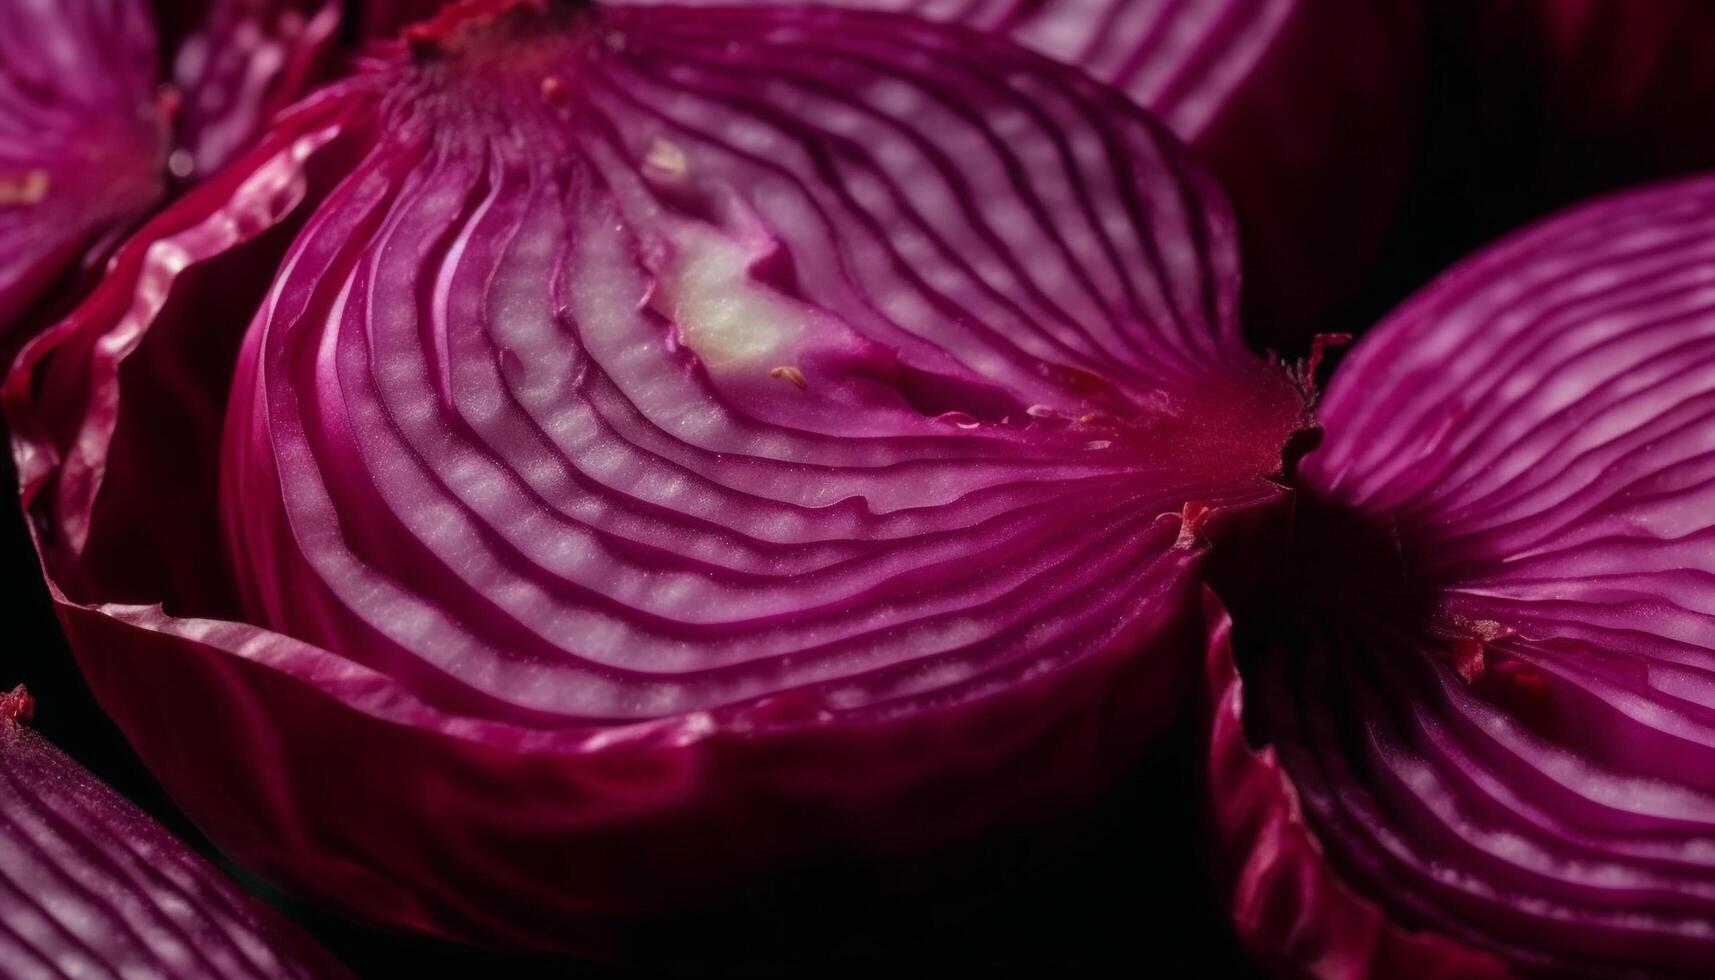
[0,170,48,205]
[653,224,808,373]
[770,365,807,389]
[645,138,687,179]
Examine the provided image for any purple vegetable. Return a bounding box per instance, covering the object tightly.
[1210,175,1715,976]
[0,687,349,979]
[8,0,1307,954]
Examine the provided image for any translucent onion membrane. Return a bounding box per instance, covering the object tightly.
[8,0,1307,953]
[597,0,1422,349]
[1447,1,1715,201]
[1209,175,1715,976]
[0,0,339,341]
[0,688,349,979]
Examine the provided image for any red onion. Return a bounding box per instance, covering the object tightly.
[8,0,1308,953]
[0,687,349,978]
[1210,175,1715,975]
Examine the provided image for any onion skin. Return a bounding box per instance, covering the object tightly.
[9,1,1305,955]
[1211,176,1715,976]
[0,687,350,979]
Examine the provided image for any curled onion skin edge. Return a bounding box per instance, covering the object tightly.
[9,2,1307,955]
[1215,174,1715,977]
[0,687,351,980]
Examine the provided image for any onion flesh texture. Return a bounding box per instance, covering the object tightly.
[9,1,1305,953]
[597,0,1421,350]
[0,688,349,980]
[1214,175,1715,976]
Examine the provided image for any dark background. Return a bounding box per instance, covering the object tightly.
[0,8,1694,976]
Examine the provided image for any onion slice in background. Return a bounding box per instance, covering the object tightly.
[0,686,349,979]
[0,0,168,333]
[1211,175,1715,976]
[10,0,1306,954]
[0,0,343,343]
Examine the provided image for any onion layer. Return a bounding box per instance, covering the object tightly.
[1213,176,1715,976]
[0,688,349,979]
[9,0,1304,954]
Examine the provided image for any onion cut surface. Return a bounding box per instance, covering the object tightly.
[602,0,1421,349]
[9,0,1305,953]
[0,688,349,979]
[1211,176,1715,976]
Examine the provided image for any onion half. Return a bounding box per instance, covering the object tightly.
[0,687,348,979]
[1211,176,1715,975]
[9,0,1306,953]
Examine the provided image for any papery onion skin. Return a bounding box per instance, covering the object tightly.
[0,687,350,979]
[1213,175,1715,976]
[599,0,1421,350]
[9,0,1304,954]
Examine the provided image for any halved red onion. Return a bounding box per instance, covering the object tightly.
[598,0,1422,349]
[0,687,349,979]
[1212,175,1715,975]
[9,0,1306,953]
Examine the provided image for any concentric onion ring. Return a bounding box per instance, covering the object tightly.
[10,0,1304,953]
[1212,175,1715,977]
